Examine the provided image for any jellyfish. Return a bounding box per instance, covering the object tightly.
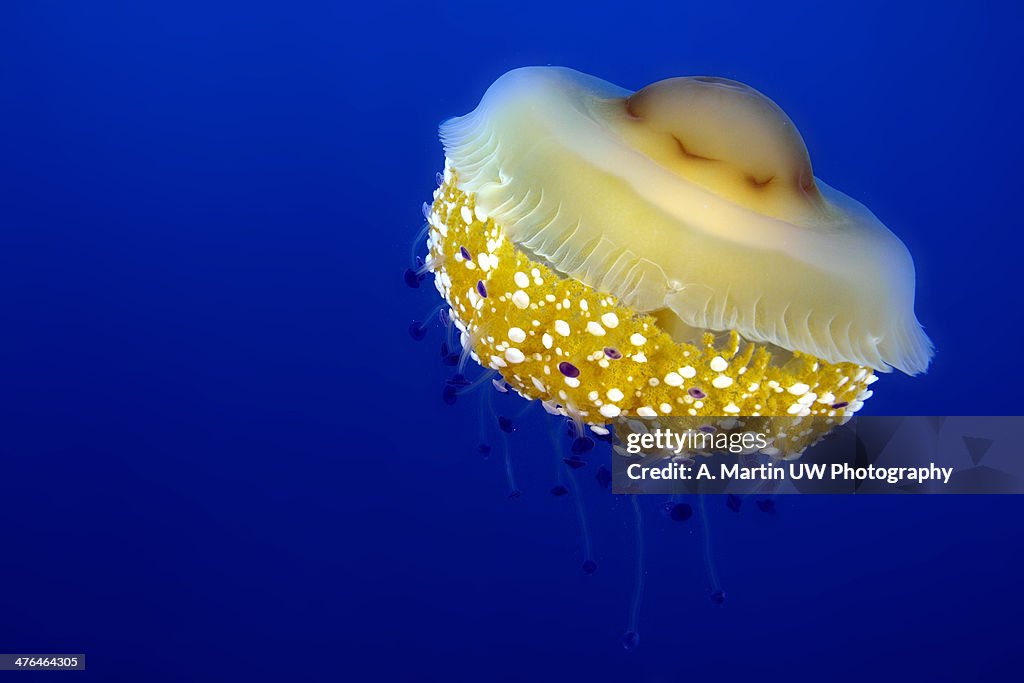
[421,67,932,457]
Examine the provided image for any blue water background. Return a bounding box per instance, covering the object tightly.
[2,2,1022,681]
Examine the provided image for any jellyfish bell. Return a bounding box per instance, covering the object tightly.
[424,66,932,456]
[440,67,931,374]
[621,75,826,223]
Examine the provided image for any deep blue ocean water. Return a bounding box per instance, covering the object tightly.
[2,2,1023,681]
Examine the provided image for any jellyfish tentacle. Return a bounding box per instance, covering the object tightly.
[410,221,429,266]
[476,389,491,459]
[485,388,519,499]
[569,471,595,574]
[622,495,645,650]
[443,307,456,352]
[454,369,498,396]
[512,398,535,421]
[424,300,444,321]
[454,315,492,376]
[502,435,519,499]
[419,301,445,326]
[698,495,726,605]
[409,301,446,342]
[551,427,596,574]
[563,405,586,446]
[417,255,444,277]
[455,328,479,375]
